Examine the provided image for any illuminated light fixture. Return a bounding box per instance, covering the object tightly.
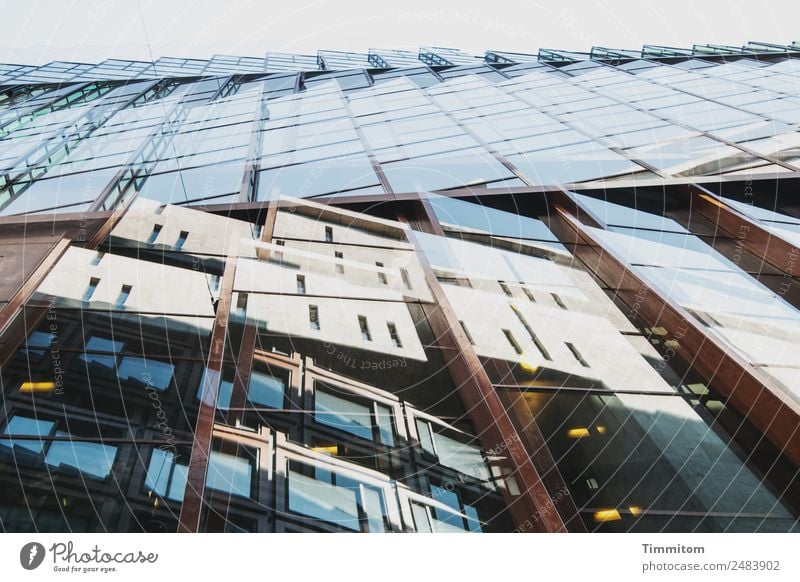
[594,509,622,522]
[629,506,642,516]
[311,445,338,455]
[518,354,538,372]
[596,425,607,434]
[567,428,590,438]
[19,381,56,393]
[61,497,68,508]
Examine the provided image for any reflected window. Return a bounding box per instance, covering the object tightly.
[80,335,124,369]
[146,223,162,245]
[314,385,395,446]
[145,448,188,502]
[387,322,402,348]
[247,368,287,408]
[114,284,132,308]
[358,315,372,341]
[118,357,175,390]
[296,274,306,295]
[375,262,388,285]
[205,447,255,499]
[287,460,388,532]
[173,230,189,251]
[309,305,320,330]
[81,277,100,303]
[415,419,490,480]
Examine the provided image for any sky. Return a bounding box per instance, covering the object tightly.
[0,0,797,65]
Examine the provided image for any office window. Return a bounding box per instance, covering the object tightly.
[400,267,413,290]
[358,315,372,341]
[297,274,306,294]
[247,368,287,408]
[551,292,567,309]
[90,251,104,266]
[309,305,320,330]
[146,223,162,245]
[114,285,132,308]
[287,460,388,532]
[314,385,395,446]
[324,225,333,242]
[335,251,344,274]
[236,293,248,316]
[523,287,535,302]
[81,277,100,303]
[565,342,590,367]
[387,322,402,348]
[511,306,552,361]
[459,320,475,345]
[502,329,523,355]
[173,230,189,251]
[376,262,388,285]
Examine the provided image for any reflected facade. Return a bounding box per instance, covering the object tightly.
[1,43,800,533]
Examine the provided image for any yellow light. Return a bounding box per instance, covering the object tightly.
[519,354,538,372]
[566,428,590,439]
[19,381,56,393]
[596,425,607,434]
[311,445,338,456]
[629,506,642,516]
[594,509,622,522]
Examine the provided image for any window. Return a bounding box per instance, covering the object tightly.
[499,281,513,297]
[358,315,372,341]
[287,460,388,532]
[146,223,162,245]
[236,293,248,316]
[400,267,413,290]
[375,262,388,285]
[314,385,395,445]
[81,277,100,303]
[414,419,491,480]
[324,226,333,242]
[173,230,189,251]
[90,251,104,266]
[274,239,285,261]
[309,305,320,330]
[118,357,175,390]
[205,446,255,499]
[459,320,475,345]
[551,292,567,310]
[145,448,188,502]
[335,251,344,274]
[502,329,523,355]
[296,274,306,295]
[523,287,535,302]
[387,322,402,348]
[114,285,132,309]
[565,342,590,367]
[511,306,552,361]
[247,368,287,408]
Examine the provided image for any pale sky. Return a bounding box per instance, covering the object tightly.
[0,0,797,65]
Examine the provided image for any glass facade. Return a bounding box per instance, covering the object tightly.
[1,42,800,533]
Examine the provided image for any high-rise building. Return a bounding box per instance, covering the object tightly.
[0,43,799,533]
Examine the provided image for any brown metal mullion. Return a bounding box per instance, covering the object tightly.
[399,202,567,532]
[177,254,238,532]
[549,201,800,467]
